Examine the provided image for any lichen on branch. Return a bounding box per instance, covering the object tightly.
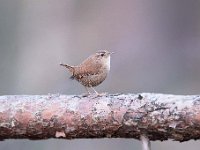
[0,93,200,141]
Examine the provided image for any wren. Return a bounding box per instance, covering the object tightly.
[60,50,113,96]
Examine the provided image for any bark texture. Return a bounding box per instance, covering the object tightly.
[0,93,200,141]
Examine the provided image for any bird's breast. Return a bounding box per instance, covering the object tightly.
[103,56,110,71]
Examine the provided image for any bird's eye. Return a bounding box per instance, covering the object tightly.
[101,53,104,57]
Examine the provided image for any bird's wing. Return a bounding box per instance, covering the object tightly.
[73,58,102,79]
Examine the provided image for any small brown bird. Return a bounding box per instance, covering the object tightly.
[60,50,113,96]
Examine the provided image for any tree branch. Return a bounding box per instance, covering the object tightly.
[0,93,200,141]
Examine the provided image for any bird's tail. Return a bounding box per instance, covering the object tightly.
[60,63,75,74]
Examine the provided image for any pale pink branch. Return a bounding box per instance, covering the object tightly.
[0,93,200,141]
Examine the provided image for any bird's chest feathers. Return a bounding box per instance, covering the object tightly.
[102,56,110,71]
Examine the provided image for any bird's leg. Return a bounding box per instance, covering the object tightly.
[91,87,99,95]
[82,86,91,97]
[91,87,107,97]
[85,87,91,94]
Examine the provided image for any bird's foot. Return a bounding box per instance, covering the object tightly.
[96,92,108,97]
[91,92,108,98]
[81,93,91,97]
[82,92,108,98]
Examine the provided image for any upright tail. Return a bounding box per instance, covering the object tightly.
[60,63,75,73]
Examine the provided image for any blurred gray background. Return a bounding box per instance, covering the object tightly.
[0,0,200,149]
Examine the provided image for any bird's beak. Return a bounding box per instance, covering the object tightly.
[109,52,114,55]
